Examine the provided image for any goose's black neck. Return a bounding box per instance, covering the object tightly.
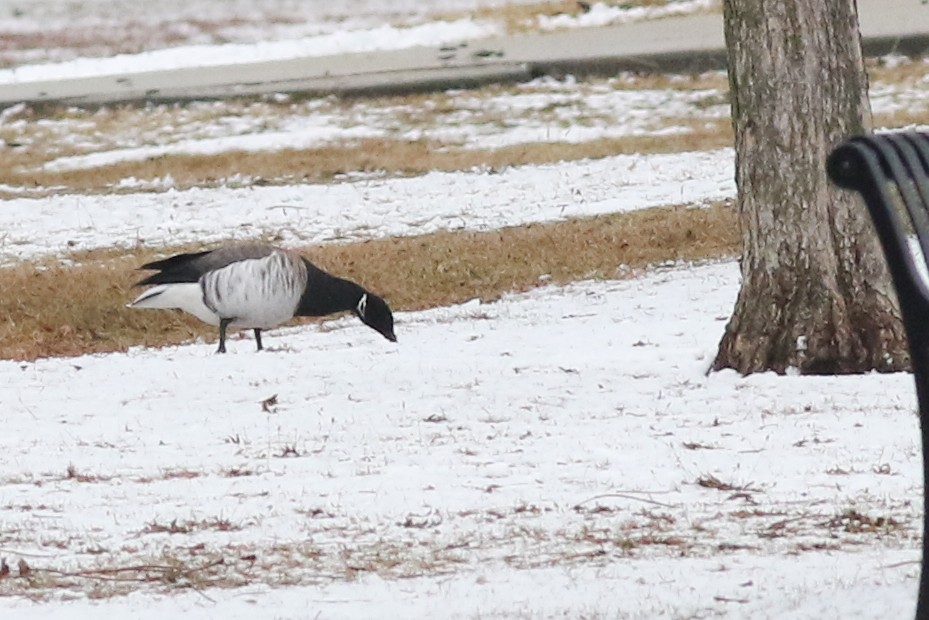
[296,259,366,317]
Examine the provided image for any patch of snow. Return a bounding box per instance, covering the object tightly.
[42,123,386,173]
[0,149,735,262]
[538,0,719,31]
[0,19,500,85]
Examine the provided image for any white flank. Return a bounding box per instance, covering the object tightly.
[128,283,219,325]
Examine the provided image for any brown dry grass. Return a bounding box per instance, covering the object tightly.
[449,1,588,32]
[868,56,929,84]
[874,108,929,130]
[610,71,729,92]
[0,120,733,195]
[0,200,736,361]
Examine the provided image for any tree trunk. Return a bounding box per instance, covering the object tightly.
[713,0,908,375]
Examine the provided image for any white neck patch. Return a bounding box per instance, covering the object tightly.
[356,293,368,317]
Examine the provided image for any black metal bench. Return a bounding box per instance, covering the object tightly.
[828,131,929,618]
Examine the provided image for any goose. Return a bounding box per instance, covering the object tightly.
[128,243,396,353]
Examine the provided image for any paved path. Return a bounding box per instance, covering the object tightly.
[2,0,928,106]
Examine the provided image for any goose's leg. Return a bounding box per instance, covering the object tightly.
[217,318,232,354]
[254,328,263,351]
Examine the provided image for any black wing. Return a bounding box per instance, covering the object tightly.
[136,244,278,286]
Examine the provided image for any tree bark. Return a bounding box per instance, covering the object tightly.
[713,0,908,375]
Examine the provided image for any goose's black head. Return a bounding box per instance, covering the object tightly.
[355,293,397,343]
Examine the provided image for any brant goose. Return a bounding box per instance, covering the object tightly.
[128,243,396,353]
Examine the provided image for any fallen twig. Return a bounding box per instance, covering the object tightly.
[573,492,677,510]
[714,595,749,604]
[882,560,921,569]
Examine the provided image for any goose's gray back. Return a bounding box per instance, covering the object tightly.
[188,243,279,278]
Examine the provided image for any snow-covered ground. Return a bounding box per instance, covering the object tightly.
[0,262,921,618]
[29,79,730,173]
[3,69,924,205]
[0,1,925,618]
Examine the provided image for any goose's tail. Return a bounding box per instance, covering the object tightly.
[127,283,219,325]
